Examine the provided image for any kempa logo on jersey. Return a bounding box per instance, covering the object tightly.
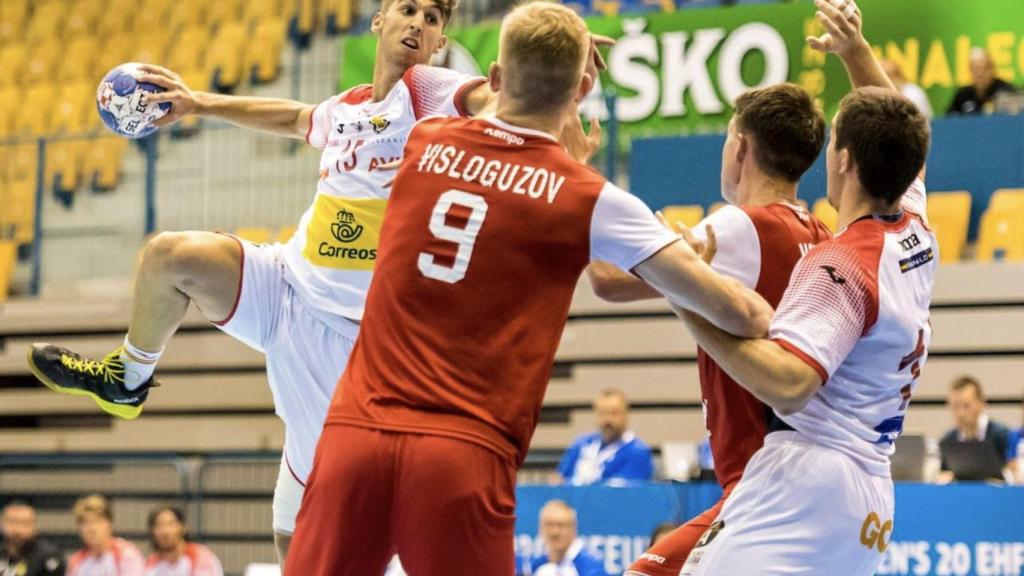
[483,127,525,146]
[860,512,893,553]
[303,196,387,271]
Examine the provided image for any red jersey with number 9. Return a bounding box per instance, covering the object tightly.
[327,115,678,466]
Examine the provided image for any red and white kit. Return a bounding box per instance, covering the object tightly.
[284,114,678,576]
[627,202,831,576]
[682,181,936,576]
[212,65,485,534]
[143,543,223,576]
[67,538,145,576]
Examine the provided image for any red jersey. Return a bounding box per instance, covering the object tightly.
[692,202,831,489]
[328,115,678,466]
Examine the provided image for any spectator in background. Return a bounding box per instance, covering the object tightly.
[649,522,680,548]
[882,59,933,118]
[938,377,1014,483]
[0,500,64,576]
[524,501,605,576]
[558,389,654,485]
[947,48,1017,115]
[144,506,222,576]
[67,495,144,576]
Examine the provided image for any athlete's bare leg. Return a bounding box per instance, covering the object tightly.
[126,231,242,351]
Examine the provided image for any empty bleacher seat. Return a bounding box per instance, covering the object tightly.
[660,204,704,229]
[0,87,18,137]
[207,21,249,92]
[94,34,134,81]
[976,208,1024,262]
[0,241,16,302]
[125,30,172,68]
[59,36,102,83]
[64,0,102,39]
[812,197,838,233]
[0,43,28,88]
[287,0,316,45]
[7,180,37,246]
[247,17,287,85]
[320,0,354,34]
[925,191,970,264]
[22,40,62,86]
[168,0,208,30]
[25,1,66,44]
[244,0,284,23]
[95,0,139,38]
[0,1,28,46]
[205,0,241,28]
[82,136,129,192]
[989,188,1024,212]
[14,84,58,137]
[168,26,210,77]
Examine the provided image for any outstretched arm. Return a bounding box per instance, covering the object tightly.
[139,64,314,139]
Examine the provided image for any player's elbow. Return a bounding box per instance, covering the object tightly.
[771,372,820,416]
[722,290,773,338]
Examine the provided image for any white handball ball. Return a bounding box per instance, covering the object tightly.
[96,63,172,139]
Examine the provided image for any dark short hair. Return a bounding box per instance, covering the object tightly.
[951,376,984,401]
[148,506,188,548]
[734,83,826,183]
[834,87,930,204]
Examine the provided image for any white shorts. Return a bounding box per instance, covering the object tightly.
[681,431,894,576]
[272,452,306,534]
[215,238,359,531]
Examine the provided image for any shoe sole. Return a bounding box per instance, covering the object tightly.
[26,348,143,420]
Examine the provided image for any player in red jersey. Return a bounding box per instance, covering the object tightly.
[588,82,832,576]
[283,3,773,574]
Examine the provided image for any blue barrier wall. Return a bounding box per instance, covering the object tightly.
[630,115,1024,239]
[516,483,1024,576]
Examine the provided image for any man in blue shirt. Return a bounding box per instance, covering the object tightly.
[558,388,654,485]
[523,501,606,576]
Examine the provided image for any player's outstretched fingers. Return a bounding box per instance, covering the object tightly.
[138,63,184,82]
[703,224,718,265]
[137,73,181,92]
[677,225,707,258]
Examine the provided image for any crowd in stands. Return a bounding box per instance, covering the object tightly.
[1,496,223,576]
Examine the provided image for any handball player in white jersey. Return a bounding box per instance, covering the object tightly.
[26,0,605,563]
[677,2,935,574]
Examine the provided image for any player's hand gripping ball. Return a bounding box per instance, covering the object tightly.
[96,63,172,139]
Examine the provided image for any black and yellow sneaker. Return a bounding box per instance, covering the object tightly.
[27,344,152,420]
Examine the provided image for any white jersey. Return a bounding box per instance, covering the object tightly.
[282,65,485,321]
[769,180,936,477]
[67,539,145,576]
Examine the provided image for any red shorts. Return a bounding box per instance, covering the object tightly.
[624,490,730,576]
[283,424,518,576]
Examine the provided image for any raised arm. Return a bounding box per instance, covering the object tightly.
[139,64,314,139]
[807,0,895,92]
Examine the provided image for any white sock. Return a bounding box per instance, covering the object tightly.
[119,337,163,390]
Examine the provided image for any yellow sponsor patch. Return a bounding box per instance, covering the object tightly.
[303,195,388,271]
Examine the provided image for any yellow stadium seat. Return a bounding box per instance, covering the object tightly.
[135,0,170,34]
[247,17,286,84]
[207,22,249,91]
[287,0,316,40]
[14,84,58,137]
[64,0,102,39]
[989,188,1024,213]
[8,179,37,246]
[94,34,134,80]
[0,43,28,88]
[925,191,971,264]
[661,205,705,230]
[52,83,94,135]
[320,0,353,33]
[95,0,137,39]
[245,0,283,23]
[25,2,65,44]
[47,141,83,202]
[168,0,207,31]
[168,26,210,77]
[0,241,17,302]
[206,0,241,27]
[235,227,273,244]
[8,144,39,186]
[22,40,62,85]
[126,31,172,68]
[0,87,18,138]
[59,37,101,84]
[0,1,28,46]
[812,197,838,233]
[82,136,128,191]
[976,208,1024,262]
[277,226,297,243]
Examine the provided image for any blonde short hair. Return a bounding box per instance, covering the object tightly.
[73,494,112,523]
[499,1,590,113]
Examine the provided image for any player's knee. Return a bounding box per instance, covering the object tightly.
[142,232,212,285]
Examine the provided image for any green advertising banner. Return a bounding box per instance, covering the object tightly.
[340,0,1024,135]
